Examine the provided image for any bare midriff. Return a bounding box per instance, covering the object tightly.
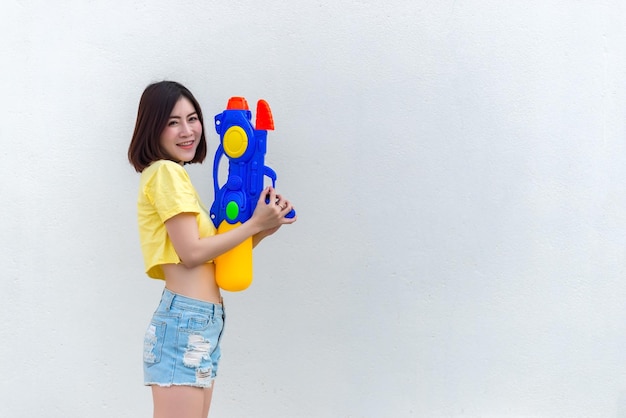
[161,263,222,304]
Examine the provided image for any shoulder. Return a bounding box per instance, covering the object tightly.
[140,160,194,199]
[142,160,189,183]
[143,159,186,175]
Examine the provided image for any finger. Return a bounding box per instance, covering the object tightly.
[266,187,277,206]
[280,200,291,211]
[259,186,273,205]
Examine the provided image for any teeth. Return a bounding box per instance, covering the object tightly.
[179,141,193,146]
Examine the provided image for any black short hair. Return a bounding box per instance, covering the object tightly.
[128,81,207,172]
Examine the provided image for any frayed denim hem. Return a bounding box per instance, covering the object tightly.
[144,380,215,389]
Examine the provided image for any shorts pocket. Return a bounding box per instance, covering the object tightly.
[143,320,166,366]
[184,313,213,332]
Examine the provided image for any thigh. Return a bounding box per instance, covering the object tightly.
[152,385,213,418]
[202,382,215,418]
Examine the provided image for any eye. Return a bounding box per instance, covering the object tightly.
[167,120,179,127]
[189,115,199,122]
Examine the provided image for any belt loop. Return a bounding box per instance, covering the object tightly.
[162,288,175,311]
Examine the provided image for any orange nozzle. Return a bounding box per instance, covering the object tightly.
[255,100,274,130]
[226,97,249,110]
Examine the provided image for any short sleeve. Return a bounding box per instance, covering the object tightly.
[144,162,200,223]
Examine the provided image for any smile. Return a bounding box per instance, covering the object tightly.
[178,140,195,147]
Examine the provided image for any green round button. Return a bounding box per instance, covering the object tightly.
[226,201,239,221]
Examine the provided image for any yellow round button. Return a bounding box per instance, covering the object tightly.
[223,126,248,158]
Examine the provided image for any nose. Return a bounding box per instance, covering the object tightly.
[180,121,193,137]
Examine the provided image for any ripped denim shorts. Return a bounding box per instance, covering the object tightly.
[143,288,225,388]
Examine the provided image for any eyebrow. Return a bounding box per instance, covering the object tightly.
[168,112,198,119]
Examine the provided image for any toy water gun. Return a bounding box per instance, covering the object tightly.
[210,97,295,291]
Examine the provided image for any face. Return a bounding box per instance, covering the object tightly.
[159,96,203,164]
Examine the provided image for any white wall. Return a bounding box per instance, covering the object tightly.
[2,0,626,417]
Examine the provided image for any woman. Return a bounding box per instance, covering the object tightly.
[128,81,296,418]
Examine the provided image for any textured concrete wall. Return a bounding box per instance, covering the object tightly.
[2,1,626,416]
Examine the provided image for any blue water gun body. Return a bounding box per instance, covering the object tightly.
[210,97,294,291]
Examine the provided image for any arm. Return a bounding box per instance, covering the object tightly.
[166,187,295,267]
[166,213,262,268]
[252,227,279,248]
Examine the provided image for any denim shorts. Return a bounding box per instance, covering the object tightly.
[143,288,225,388]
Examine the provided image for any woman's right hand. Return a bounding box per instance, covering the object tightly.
[249,186,297,231]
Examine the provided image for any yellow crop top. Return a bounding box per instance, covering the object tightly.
[137,160,216,279]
